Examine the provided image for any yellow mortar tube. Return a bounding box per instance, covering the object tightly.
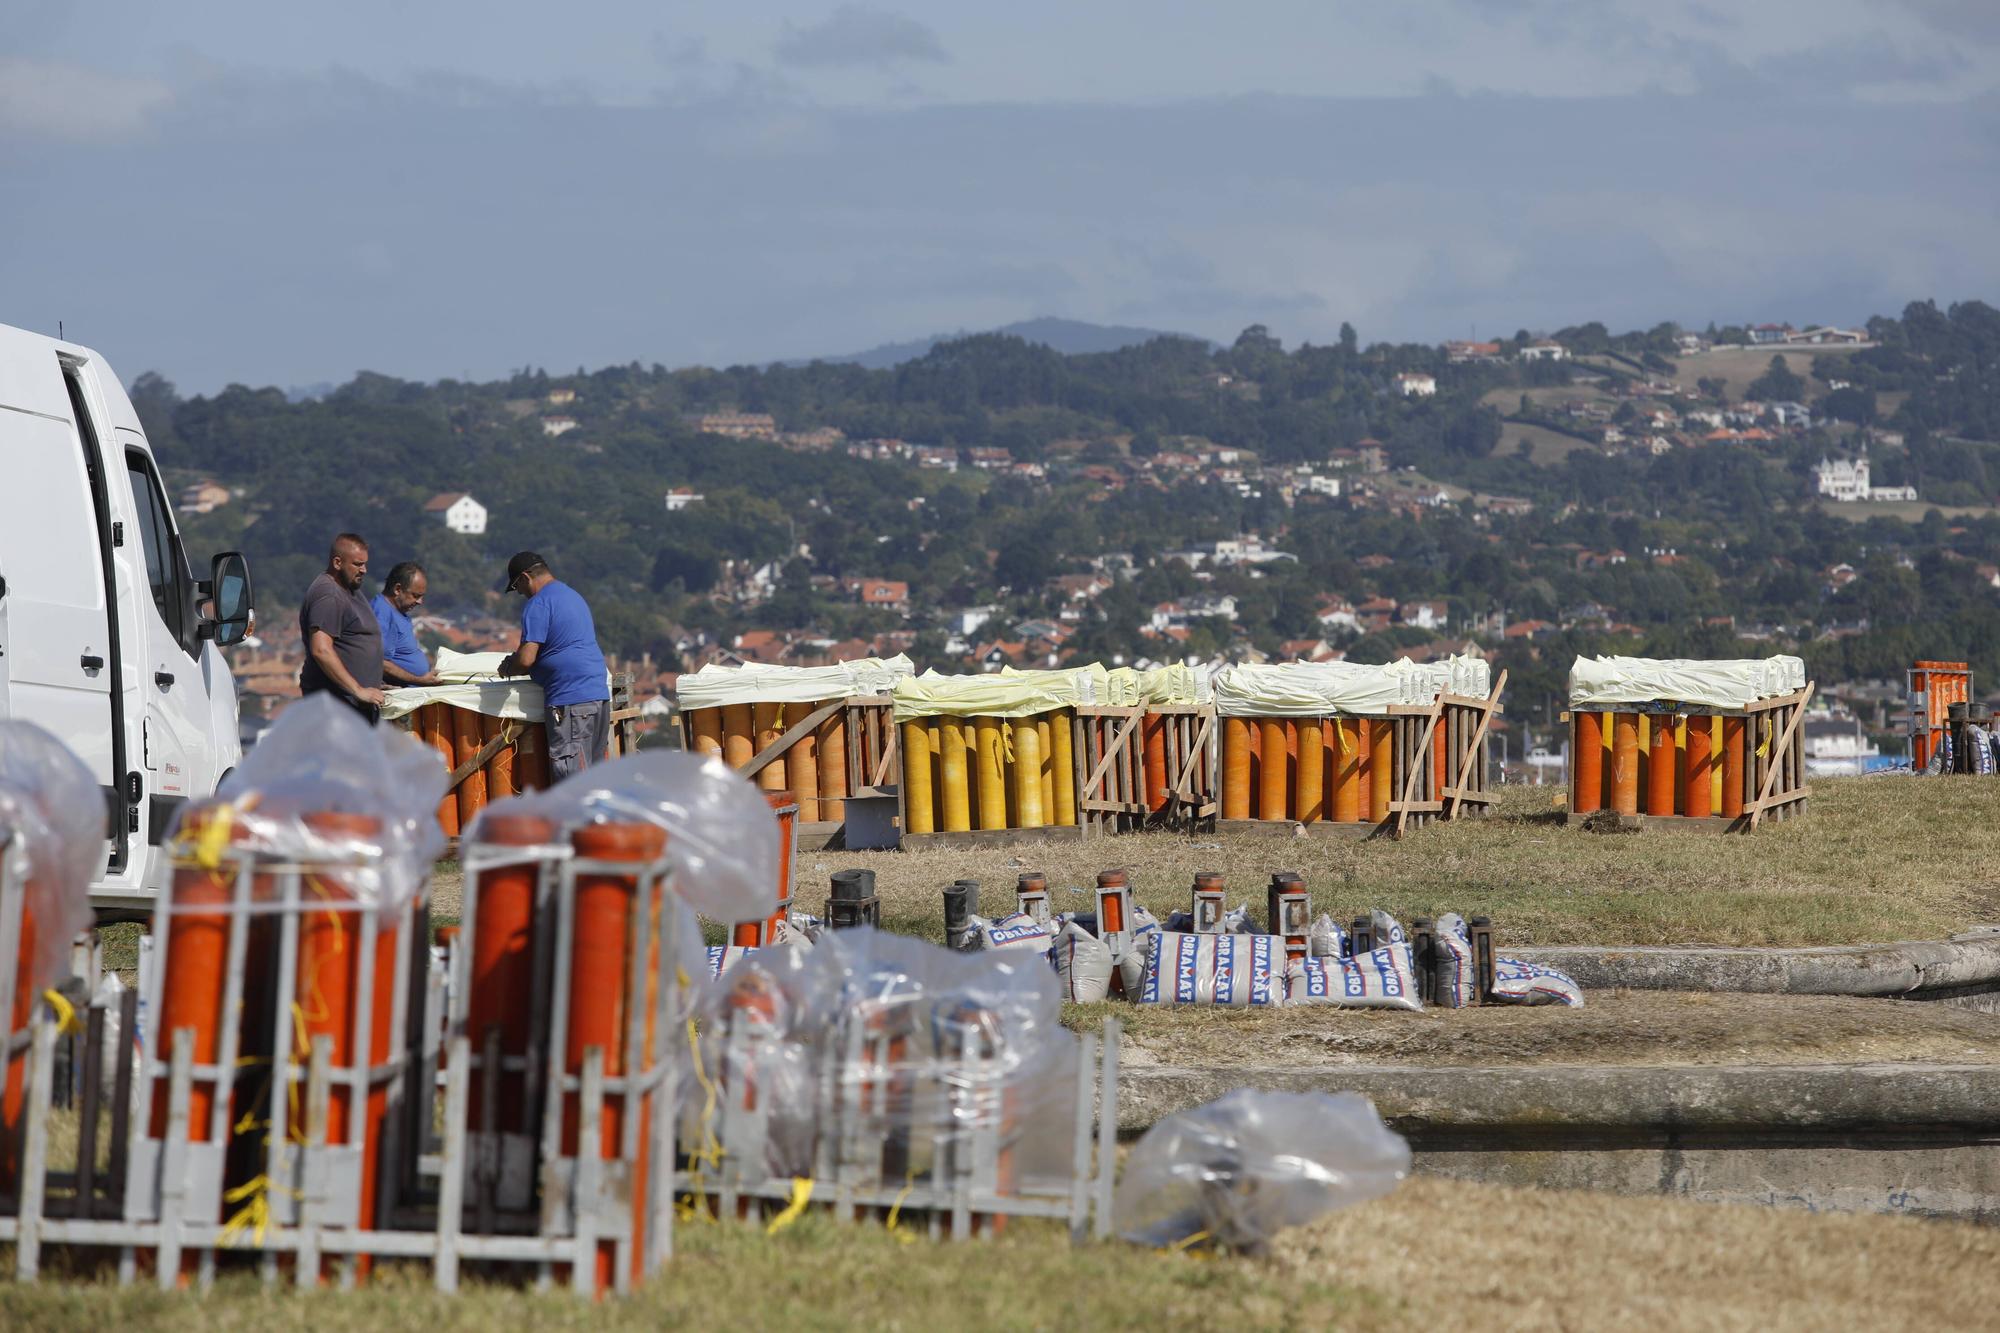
[901,719,936,834]
[1036,713,1055,820]
[722,703,754,769]
[940,717,972,832]
[783,701,820,821]
[817,710,846,824]
[753,701,786,791]
[690,706,723,759]
[1050,708,1076,827]
[1012,719,1046,828]
[975,717,1008,830]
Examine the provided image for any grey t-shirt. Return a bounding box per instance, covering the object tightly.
[298,571,383,697]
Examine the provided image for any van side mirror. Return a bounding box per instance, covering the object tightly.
[205,551,254,647]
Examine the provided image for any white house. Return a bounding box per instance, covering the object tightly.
[1519,340,1569,362]
[664,487,704,512]
[542,415,578,437]
[1816,456,1919,503]
[423,492,487,535]
[1394,372,1437,398]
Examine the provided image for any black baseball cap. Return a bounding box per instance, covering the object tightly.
[499,550,548,592]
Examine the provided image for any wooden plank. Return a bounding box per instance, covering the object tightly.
[1394,704,1444,838]
[1446,669,1507,819]
[1748,684,1814,830]
[740,700,843,781]
[445,720,520,792]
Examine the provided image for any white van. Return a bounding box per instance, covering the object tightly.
[0,320,253,917]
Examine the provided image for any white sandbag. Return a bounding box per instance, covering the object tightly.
[1490,957,1585,1007]
[1433,913,1477,1009]
[1307,913,1347,959]
[971,910,1057,954]
[1136,932,1285,1007]
[1284,943,1423,1011]
[1369,909,1407,948]
[1053,922,1115,1002]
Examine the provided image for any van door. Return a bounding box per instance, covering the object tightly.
[0,349,127,870]
[120,439,209,835]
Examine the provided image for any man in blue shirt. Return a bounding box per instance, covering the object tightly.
[497,551,611,780]
[370,561,440,687]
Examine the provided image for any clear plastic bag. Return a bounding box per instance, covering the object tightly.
[1116,1088,1410,1254]
[171,693,447,924]
[469,751,777,924]
[0,719,101,991]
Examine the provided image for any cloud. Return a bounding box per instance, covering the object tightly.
[1893,0,2000,45]
[0,58,172,142]
[772,6,948,70]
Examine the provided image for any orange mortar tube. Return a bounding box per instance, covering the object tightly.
[752,703,786,792]
[1432,713,1448,803]
[483,712,518,803]
[1142,713,1168,813]
[721,704,755,770]
[151,806,240,1143]
[567,819,669,1293]
[1610,713,1640,816]
[1721,717,1747,819]
[1645,716,1678,816]
[1684,714,1714,818]
[1367,719,1393,822]
[816,711,847,825]
[1,901,36,1196]
[418,704,459,838]
[690,707,724,760]
[782,702,821,822]
[467,811,553,1133]
[1572,712,1603,814]
[1221,717,1253,820]
[1330,719,1361,822]
[452,706,488,831]
[1258,718,1289,820]
[515,722,550,793]
[1295,718,1325,822]
[737,792,797,946]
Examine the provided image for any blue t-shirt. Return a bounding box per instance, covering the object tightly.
[370,594,430,677]
[519,580,609,708]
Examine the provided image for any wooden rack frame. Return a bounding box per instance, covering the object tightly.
[689,696,899,851]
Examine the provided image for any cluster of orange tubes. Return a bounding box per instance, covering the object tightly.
[898,711,1078,834]
[405,704,549,837]
[1219,717,1397,823]
[683,702,849,824]
[1570,711,1744,818]
[155,806,411,1281]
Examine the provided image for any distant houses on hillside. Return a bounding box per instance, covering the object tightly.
[423,492,487,534]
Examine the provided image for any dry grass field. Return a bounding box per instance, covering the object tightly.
[799,777,2000,953]
[6,1178,1996,1331]
[1666,344,1863,399]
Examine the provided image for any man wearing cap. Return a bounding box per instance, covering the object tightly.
[496,551,611,780]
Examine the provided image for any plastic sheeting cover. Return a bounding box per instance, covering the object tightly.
[0,720,103,991]
[467,750,778,925]
[1567,654,1807,709]
[1214,655,1490,717]
[674,654,916,710]
[1116,1088,1410,1254]
[893,663,1141,721]
[1140,663,1215,706]
[378,647,547,722]
[170,693,448,924]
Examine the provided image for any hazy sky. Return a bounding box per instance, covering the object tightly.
[4,1,1996,390]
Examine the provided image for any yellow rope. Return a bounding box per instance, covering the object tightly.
[764,1178,814,1234]
[40,989,81,1036]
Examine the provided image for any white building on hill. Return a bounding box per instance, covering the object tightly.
[1394,372,1437,397]
[424,492,487,534]
[1816,457,1918,504]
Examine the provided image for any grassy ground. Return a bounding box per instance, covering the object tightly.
[1666,345,1862,399]
[800,777,2000,952]
[1086,989,2000,1069]
[4,1178,1993,1331]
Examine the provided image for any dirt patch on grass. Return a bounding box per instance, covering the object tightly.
[1278,1175,2000,1332]
[1082,990,2000,1070]
[804,777,2000,951]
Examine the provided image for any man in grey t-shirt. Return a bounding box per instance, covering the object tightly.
[298,532,386,723]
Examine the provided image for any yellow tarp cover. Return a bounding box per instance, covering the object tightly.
[894,663,1140,721]
[674,655,915,710]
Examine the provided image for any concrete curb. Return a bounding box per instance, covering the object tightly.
[1512,927,2000,996]
[1118,1061,2000,1134]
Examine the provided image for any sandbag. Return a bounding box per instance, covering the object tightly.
[1284,942,1422,1011]
[970,911,1057,954]
[1053,922,1114,1002]
[1118,905,1163,996]
[1307,913,1347,959]
[1369,909,1407,948]
[1490,956,1585,1008]
[1432,912,1477,1009]
[1136,932,1285,1007]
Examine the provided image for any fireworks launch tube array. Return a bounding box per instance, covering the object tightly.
[447,750,778,1292]
[1214,656,1497,833]
[1566,655,1812,828]
[382,648,564,836]
[675,656,913,837]
[0,721,99,1203]
[684,924,1090,1235]
[1134,665,1219,825]
[136,694,446,1282]
[890,666,1144,841]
